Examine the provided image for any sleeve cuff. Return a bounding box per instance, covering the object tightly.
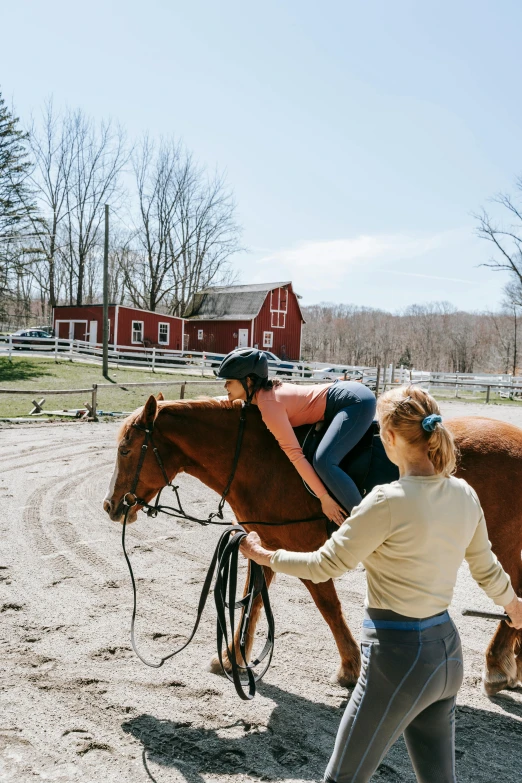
[497,584,517,607]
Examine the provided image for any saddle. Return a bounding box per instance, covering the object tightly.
[296,419,399,499]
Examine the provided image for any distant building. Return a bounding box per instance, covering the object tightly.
[52,304,184,350]
[183,281,304,360]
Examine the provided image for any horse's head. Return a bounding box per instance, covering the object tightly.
[103,393,177,523]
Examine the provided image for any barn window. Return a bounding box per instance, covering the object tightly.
[132,321,144,344]
[270,287,288,329]
[197,329,204,340]
[158,323,169,344]
[263,331,273,348]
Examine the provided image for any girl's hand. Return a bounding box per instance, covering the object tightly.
[239,531,274,566]
[320,493,347,526]
[504,595,522,629]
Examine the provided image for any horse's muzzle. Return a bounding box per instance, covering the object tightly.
[103,497,130,523]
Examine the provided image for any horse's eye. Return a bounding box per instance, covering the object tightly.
[120,449,130,456]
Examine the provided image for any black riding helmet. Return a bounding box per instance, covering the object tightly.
[215,348,269,402]
[215,348,269,380]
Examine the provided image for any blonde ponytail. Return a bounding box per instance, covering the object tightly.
[377,385,456,477]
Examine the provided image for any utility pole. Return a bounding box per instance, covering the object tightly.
[513,306,518,377]
[102,204,109,379]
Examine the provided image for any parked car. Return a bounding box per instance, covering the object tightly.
[10,329,64,349]
[312,367,377,391]
[262,350,306,376]
[202,349,307,377]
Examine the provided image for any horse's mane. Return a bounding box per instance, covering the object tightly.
[117,397,238,440]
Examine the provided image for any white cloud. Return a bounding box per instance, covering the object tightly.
[250,232,449,291]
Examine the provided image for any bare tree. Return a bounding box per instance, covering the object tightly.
[63,111,128,305]
[25,100,76,315]
[475,179,522,295]
[168,169,241,315]
[122,137,240,313]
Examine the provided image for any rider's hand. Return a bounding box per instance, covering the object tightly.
[504,595,522,629]
[239,531,274,566]
[320,493,347,526]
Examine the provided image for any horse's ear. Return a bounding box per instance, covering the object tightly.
[156,391,164,401]
[137,394,158,428]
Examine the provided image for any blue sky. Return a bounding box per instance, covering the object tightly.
[2,0,521,311]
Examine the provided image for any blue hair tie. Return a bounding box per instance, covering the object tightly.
[422,414,442,432]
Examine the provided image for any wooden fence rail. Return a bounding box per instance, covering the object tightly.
[3,377,522,423]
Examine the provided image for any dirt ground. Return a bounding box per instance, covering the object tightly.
[1,400,521,782]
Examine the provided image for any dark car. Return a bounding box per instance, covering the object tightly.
[11,329,55,349]
[202,349,307,377]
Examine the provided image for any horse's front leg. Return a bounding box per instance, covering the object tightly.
[301,578,360,688]
[209,563,275,675]
[483,555,522,695]
[483,621,519,695]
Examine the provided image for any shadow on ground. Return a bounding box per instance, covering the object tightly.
[0,357,54,382]
[122,683,522,783]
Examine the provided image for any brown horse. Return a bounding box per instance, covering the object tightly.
[103,395,522,695]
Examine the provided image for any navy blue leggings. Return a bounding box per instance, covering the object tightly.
[313,381,376,513]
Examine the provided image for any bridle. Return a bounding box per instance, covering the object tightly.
[119,402,326,700]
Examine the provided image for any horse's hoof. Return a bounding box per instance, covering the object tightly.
[331,662,359,689]
[208,654,231,676]
[482,668,518,696]
[516,656,522,685]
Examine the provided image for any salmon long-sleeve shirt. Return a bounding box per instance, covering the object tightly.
[255,382,332,496]
[270,475,516,617]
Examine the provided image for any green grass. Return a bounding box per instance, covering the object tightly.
[2,356,522,419]
[0,357,225,419]
[431,389,522,406]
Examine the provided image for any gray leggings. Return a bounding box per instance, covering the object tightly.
[313,381,376,513]
[324,609,464,783]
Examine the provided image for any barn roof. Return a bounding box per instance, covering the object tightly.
[183,281,300,321]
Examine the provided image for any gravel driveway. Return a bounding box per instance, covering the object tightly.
[0,400,521,782]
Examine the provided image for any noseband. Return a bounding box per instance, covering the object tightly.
[119,402,326,700]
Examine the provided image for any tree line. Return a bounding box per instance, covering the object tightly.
[301,302,520,374]
[0,92,241,326]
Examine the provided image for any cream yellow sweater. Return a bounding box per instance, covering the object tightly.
[270,475,516,617]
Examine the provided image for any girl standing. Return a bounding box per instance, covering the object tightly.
[240,384,522,783]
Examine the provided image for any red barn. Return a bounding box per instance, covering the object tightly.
[53,304,184,350]
[183,281,304,360]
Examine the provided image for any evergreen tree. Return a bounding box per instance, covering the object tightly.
[0,89,36,237]
[0,90,39,321]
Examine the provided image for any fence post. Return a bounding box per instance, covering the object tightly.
[454,373,459,398]
[91,384,98,422]
[201,354,205,376]
[54,336,58,363]
[486,384,491,404]
[8,333,12,362]
[69,339,74,362]
[180,382,186,399]
[152,347,156,373]
[375,366,381,396]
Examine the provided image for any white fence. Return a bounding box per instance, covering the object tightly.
[4,336,522,398]
[1,335,311,378]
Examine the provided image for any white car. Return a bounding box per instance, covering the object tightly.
[312,367,353,380]
[312,367,377,390]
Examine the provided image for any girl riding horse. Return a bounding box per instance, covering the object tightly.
[216,348,376,525]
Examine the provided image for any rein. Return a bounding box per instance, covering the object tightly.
[120,402,326,700]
